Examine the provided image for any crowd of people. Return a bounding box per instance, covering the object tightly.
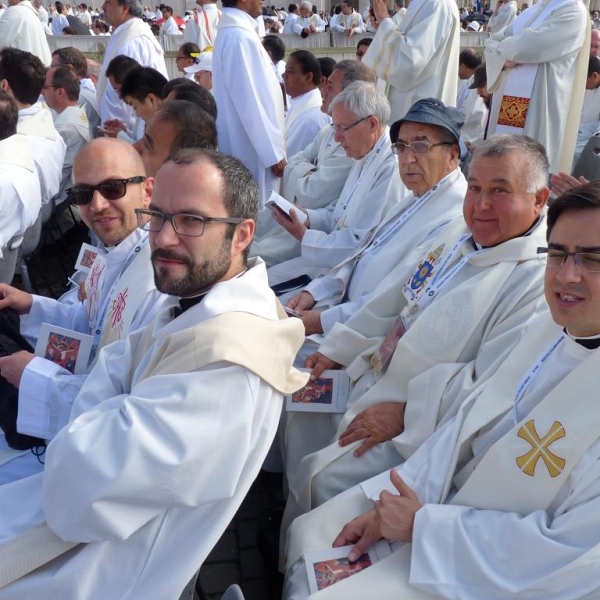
[0,0,598,598]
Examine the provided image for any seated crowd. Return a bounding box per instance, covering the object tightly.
[0,0,599,598]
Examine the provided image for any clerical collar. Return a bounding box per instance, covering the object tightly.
[174,293,207,318]
[474,215,543,250]
[173,268,248,318]
[564,328,600,350]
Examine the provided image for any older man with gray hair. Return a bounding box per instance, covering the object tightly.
[251,60,377,268]
[267,81,403,290]
[97,0,167,129]
[297,0,325,36]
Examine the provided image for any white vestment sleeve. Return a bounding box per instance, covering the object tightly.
[17,358,85,440]
[411,494,600,599]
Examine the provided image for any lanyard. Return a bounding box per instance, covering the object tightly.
[354,177,449,262]
[334,132,388,230]
[512,335,565,422]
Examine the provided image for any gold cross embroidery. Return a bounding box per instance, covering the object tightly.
[516,419,566,478]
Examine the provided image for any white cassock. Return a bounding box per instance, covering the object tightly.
[251,124,353,268]
[285,216,549,522]
[53,105,91,204]
[362,0,460,123]
[97,17,167,125]
[301,169,466,335]
[0,230,168,485]
[284,312,600,600]
[282,12,301,34]
[267,129,403,286]
[0,259,307,599]
[330,11,365,35]
[487,0,518,33]
[0,133,41,248]
[285,89,331,158]
[485,0,589,174]
[17,104,65,208]
[0,0,51,65]
[213,7,286,207]
[183,3,221,50]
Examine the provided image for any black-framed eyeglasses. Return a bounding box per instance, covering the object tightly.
[391,141,453,155]
[135,208,244,237]
[332,115,372,134]
[66,176,146,206]
[537,247,600,273]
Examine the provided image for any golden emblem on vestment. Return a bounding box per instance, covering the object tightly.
[516,419,566,478]
[498,95,530,129]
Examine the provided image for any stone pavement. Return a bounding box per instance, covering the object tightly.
[197,471,286,600]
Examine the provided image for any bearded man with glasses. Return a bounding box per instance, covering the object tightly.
[0,138,168,469]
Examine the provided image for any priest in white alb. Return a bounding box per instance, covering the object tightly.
[213,0,286,206]
[361,0,460,123]
[485,0,589,173]
[284,181,600,600]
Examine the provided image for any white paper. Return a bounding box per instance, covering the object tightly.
[266,190,308,224]
[304,540,393,594]
[34,323,94,375]
[74,242,99,274]
[286,368,350,413]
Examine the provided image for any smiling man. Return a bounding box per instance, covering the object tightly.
[281,135,551,534]
[0,138,167,461]
[0,149,306,600]
[284,181,600,600]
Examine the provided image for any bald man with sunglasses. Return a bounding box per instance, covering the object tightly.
[0,138,168,477]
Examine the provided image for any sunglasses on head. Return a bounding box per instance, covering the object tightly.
[66,176,146,206]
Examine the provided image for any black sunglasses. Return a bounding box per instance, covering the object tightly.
[66,176,146,206]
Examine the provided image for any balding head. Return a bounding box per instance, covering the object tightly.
[72,138,152,247]
[591,29,600,57]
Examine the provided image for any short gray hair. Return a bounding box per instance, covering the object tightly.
[333,59,376,88]
[117,0,143,18]
[471,134,549,193]
[300,1,312,10]
[329,81,390,124]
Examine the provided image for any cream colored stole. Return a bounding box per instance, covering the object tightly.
[450,346,600,514]
[0,304,308,589]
